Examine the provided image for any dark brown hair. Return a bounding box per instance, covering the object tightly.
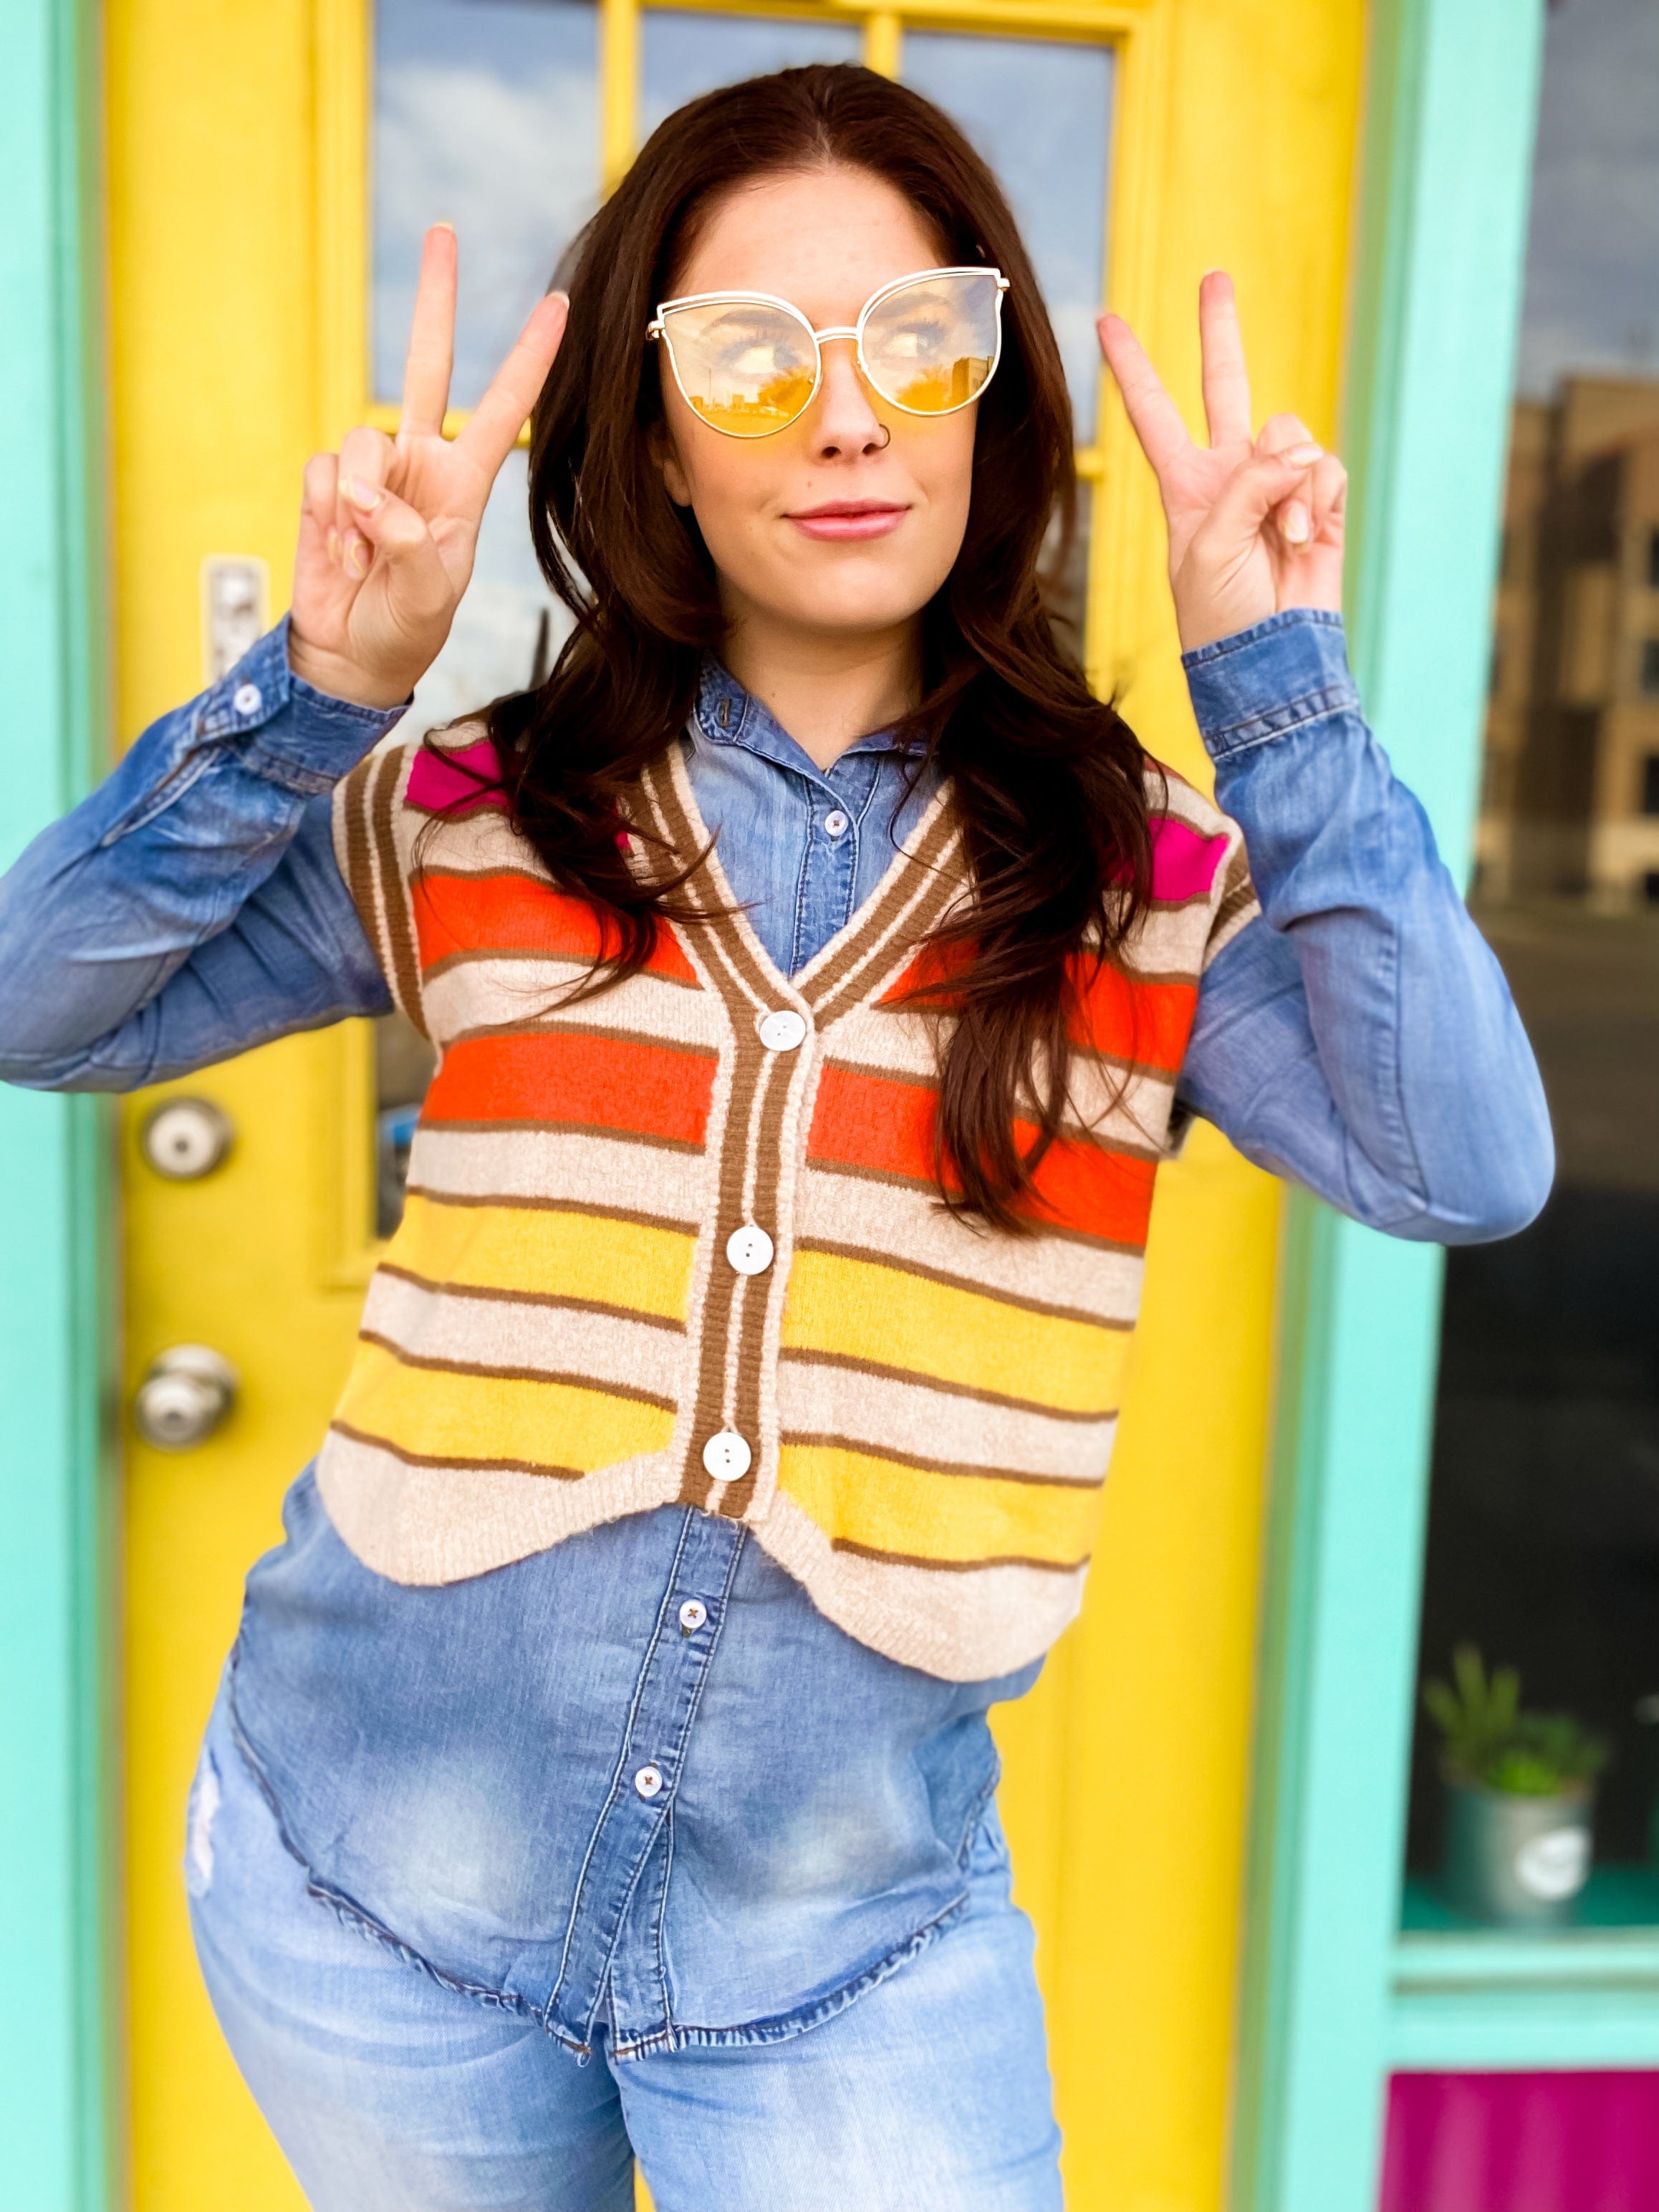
[483,61,1152,1228]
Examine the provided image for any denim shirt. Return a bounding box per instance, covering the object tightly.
[0,611,1552,2057]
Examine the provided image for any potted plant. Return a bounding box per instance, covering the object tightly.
[1423,1645,1608,1926]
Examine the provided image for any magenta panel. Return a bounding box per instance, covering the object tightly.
[1381,2072,1659,2212]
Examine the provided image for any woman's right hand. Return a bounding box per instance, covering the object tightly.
[287,226,568,710]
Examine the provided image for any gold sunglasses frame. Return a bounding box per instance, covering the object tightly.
[646,265,1011,438]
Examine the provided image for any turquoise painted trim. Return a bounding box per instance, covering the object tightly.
[1233,1,1546,2206]
[0,3,115,2210]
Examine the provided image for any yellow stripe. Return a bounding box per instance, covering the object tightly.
[336,1340,674,1468]
[779,1247,1127,1415]
[779,1443,1101,1569]
[388,1192,695,1322]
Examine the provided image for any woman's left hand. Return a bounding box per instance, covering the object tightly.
[1097,271,1345,653]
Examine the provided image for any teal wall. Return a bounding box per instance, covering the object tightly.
[0,1,115,2208]
[1234,1,1547,2206]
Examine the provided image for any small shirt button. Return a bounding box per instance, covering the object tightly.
[726,1223,774,1276]
[678,1598,708,1635]
[231,682,263,718]
[756,1008,808,1052]
[633,1764,664,1801]
[701,1429,752,1481]
[824,808,850,839]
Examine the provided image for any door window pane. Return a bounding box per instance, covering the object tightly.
[1407,0,1659,1933]
[373,0,600,409]
[902,34,1113,443]
[639,11,860,141]
[372,1,590,741]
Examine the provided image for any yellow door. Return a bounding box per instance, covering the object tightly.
[110,5,1362,2206]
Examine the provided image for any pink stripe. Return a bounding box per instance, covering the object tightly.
[1148,815,1229,904]
[405,737,506,815]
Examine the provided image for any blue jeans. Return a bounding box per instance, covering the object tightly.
[186,1682,1063,2210]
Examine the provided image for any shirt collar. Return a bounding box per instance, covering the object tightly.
[691,657,913,780]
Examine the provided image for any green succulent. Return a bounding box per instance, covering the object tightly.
[1423,1645,1608,1797]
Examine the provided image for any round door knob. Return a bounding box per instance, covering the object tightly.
[133,1345,238,1451]
[140,1097,234,1180]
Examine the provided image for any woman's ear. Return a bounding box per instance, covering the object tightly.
[650,418,693,509]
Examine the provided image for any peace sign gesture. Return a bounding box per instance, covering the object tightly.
[1097,271,1346,654]
[287,226,568,709]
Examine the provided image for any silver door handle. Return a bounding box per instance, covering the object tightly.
[133,1345,238,1450]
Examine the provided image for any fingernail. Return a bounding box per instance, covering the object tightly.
[345,476,382,511]
[1281,501,1311,546]
[345,536,369,577]
[1284,441,1324,468]
[326,528,340,564]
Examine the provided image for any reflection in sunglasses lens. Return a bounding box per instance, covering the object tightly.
[660,273,1003,435]
[863,273,1001,415]
[661,303,817,437]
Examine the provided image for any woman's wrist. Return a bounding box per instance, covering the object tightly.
[286,628,413,713]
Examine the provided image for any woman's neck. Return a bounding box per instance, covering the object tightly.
[718,612,921,774]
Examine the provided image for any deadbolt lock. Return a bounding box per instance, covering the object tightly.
[140,1096,234,1180]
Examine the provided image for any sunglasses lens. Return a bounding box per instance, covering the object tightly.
[659,302,817,436]
[862,271,1003,415]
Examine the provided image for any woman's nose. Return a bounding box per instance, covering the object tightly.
[809,340,890,461]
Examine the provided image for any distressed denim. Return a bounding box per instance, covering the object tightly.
[189,1645,1061,2212]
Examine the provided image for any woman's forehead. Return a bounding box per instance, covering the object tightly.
[674,168,944,319]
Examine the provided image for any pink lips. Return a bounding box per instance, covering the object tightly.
[787,500,908,542]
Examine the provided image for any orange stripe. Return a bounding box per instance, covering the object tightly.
[413,872,699,986]
[425,1031,714,1147]
[882,943,1198,1074]
[804,1064,1158,1246]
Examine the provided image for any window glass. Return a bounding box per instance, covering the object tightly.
[1407,0,1659,1932]
[372,1,590,741]
[901,33,1113,443]
[373,0,600,409]
[638,11,860,140]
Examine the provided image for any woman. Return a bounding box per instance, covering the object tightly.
[0,62,1548,2212]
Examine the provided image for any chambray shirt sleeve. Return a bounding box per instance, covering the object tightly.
[0,620,398,1092]
[1175,609,1554,1244]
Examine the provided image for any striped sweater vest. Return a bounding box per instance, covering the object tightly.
[323,726,1259,1680]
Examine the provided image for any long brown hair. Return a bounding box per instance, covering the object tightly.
[483,62,1152,1229]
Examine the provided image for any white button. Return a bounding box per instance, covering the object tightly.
[701,1429,752,1480]
[824,809,849,839]
[756,1008,808,1052]
[678,1598,708,1635]
[232,682,263,718]
[726,1223,774,1276]
[633,1764,664,1801]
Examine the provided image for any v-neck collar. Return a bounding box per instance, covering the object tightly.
[640,737,966,1022]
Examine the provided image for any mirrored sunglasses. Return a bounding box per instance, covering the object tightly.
[647,266,1010,439]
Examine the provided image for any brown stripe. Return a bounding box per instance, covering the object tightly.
[403,1183,698,1236]
[1213,879,1259,936]
[792,1238,1133,1332]
[641,751,792,1513]
[781,1431,1107,1489]
[829,1534,1091,1575]
[338,752,383,956]
[356,1327,676,1408]
[415,1115,706,1155]
[444,1016,719,1058]
[801,1156,1148,1256]
[371,748,428,1034]
[778,1345,1117,1422]
[329,1418,584,1481]
[1147,887,1223,914]
[374,1261,686,1332]
[807,802,965,1018]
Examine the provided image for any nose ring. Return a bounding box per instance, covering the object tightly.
[872,423,892,451]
